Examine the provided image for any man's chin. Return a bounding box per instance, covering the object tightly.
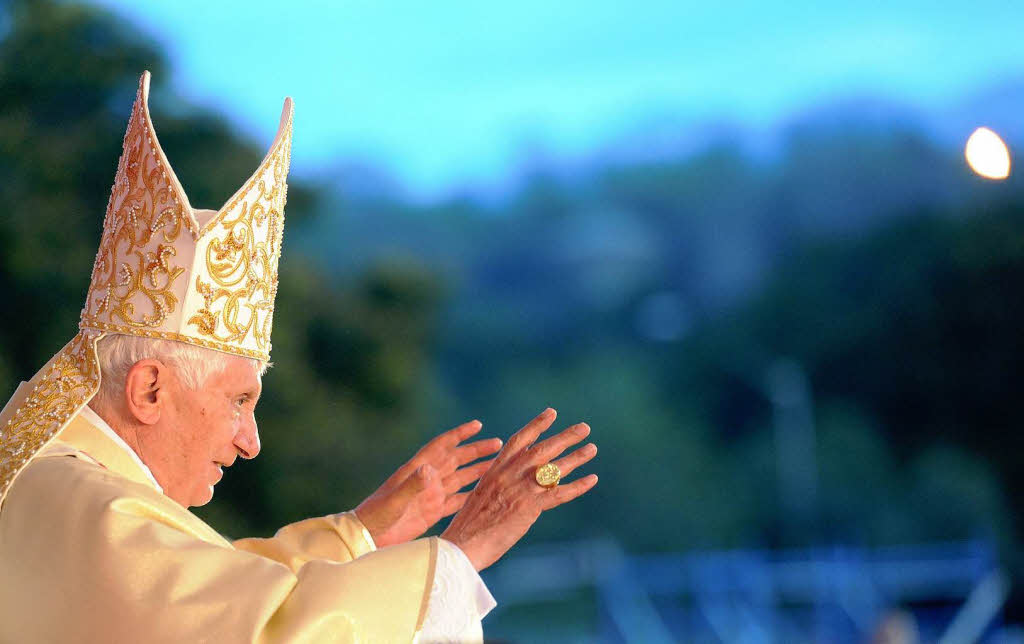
[186,485,216,508]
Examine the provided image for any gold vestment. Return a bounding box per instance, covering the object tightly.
[0,405,437,643]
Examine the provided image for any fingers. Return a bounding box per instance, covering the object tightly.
[496,408,557,465]
[522,423,590,466]
[402,420,489,479]
[454,437,502,466]
[450,419,484,442]
[550,442,597,479]
[442,492,470,517]
[443,459,494,494]
[428,419,482,451]
[539,474,598,511]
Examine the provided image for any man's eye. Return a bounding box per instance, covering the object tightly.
[235,396,250,406]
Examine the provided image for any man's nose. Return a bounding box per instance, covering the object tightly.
[234,419,261,460]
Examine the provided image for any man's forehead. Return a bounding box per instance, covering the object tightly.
[218,356,264,393]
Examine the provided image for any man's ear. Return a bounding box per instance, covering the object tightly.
[124,359,170,425]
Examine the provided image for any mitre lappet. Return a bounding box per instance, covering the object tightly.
[0,71,294,506]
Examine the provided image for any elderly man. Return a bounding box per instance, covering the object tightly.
[0,72,597,642]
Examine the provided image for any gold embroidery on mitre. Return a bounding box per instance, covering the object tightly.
[186,115,292,357]
[80,73,193,332]
[76,71,293,362]
[0,331,103,504]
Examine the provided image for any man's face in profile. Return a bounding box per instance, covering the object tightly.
[139,355,263,507]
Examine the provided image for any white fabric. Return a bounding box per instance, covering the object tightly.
[420,539,497,643]
[78,405,163,492]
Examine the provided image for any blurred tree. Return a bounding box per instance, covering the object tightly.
[667,203,1024,583]
[732,205,1024,523]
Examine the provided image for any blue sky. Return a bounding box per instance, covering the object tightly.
[91,0,1024,200]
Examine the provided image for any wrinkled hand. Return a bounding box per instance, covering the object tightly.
[441,408,598,571]
[355,420,502,548]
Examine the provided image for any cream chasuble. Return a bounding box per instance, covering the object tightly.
[0,410,439,642]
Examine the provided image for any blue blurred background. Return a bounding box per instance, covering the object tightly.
[3,1,1024,641]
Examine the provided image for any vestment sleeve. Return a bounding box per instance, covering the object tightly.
[0,457,436,643]
[233,511,376,570]
[419,539,497,643]
[237,520,500,642]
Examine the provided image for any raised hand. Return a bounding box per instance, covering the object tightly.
[355,420,502,548]
[441,408,598,571]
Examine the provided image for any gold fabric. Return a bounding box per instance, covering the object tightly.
[0,411,437,643]
[0,330,104,507]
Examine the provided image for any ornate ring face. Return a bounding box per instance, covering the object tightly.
[535,463,561,488]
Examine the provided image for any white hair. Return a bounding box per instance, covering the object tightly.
[89,334,268,409]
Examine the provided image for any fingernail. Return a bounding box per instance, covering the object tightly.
[585,443,597,454]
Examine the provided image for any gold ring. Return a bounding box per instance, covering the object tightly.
[535,463,561,488]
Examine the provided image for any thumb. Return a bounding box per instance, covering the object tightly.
[399,464,435,498]
[418,463,436,488]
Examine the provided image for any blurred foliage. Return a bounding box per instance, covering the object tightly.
[4,0,1024,615]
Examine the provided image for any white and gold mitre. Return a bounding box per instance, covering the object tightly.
[0,71,293,506]
[82,71,293,360]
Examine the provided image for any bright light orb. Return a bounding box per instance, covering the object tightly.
[965,127,1011,180]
